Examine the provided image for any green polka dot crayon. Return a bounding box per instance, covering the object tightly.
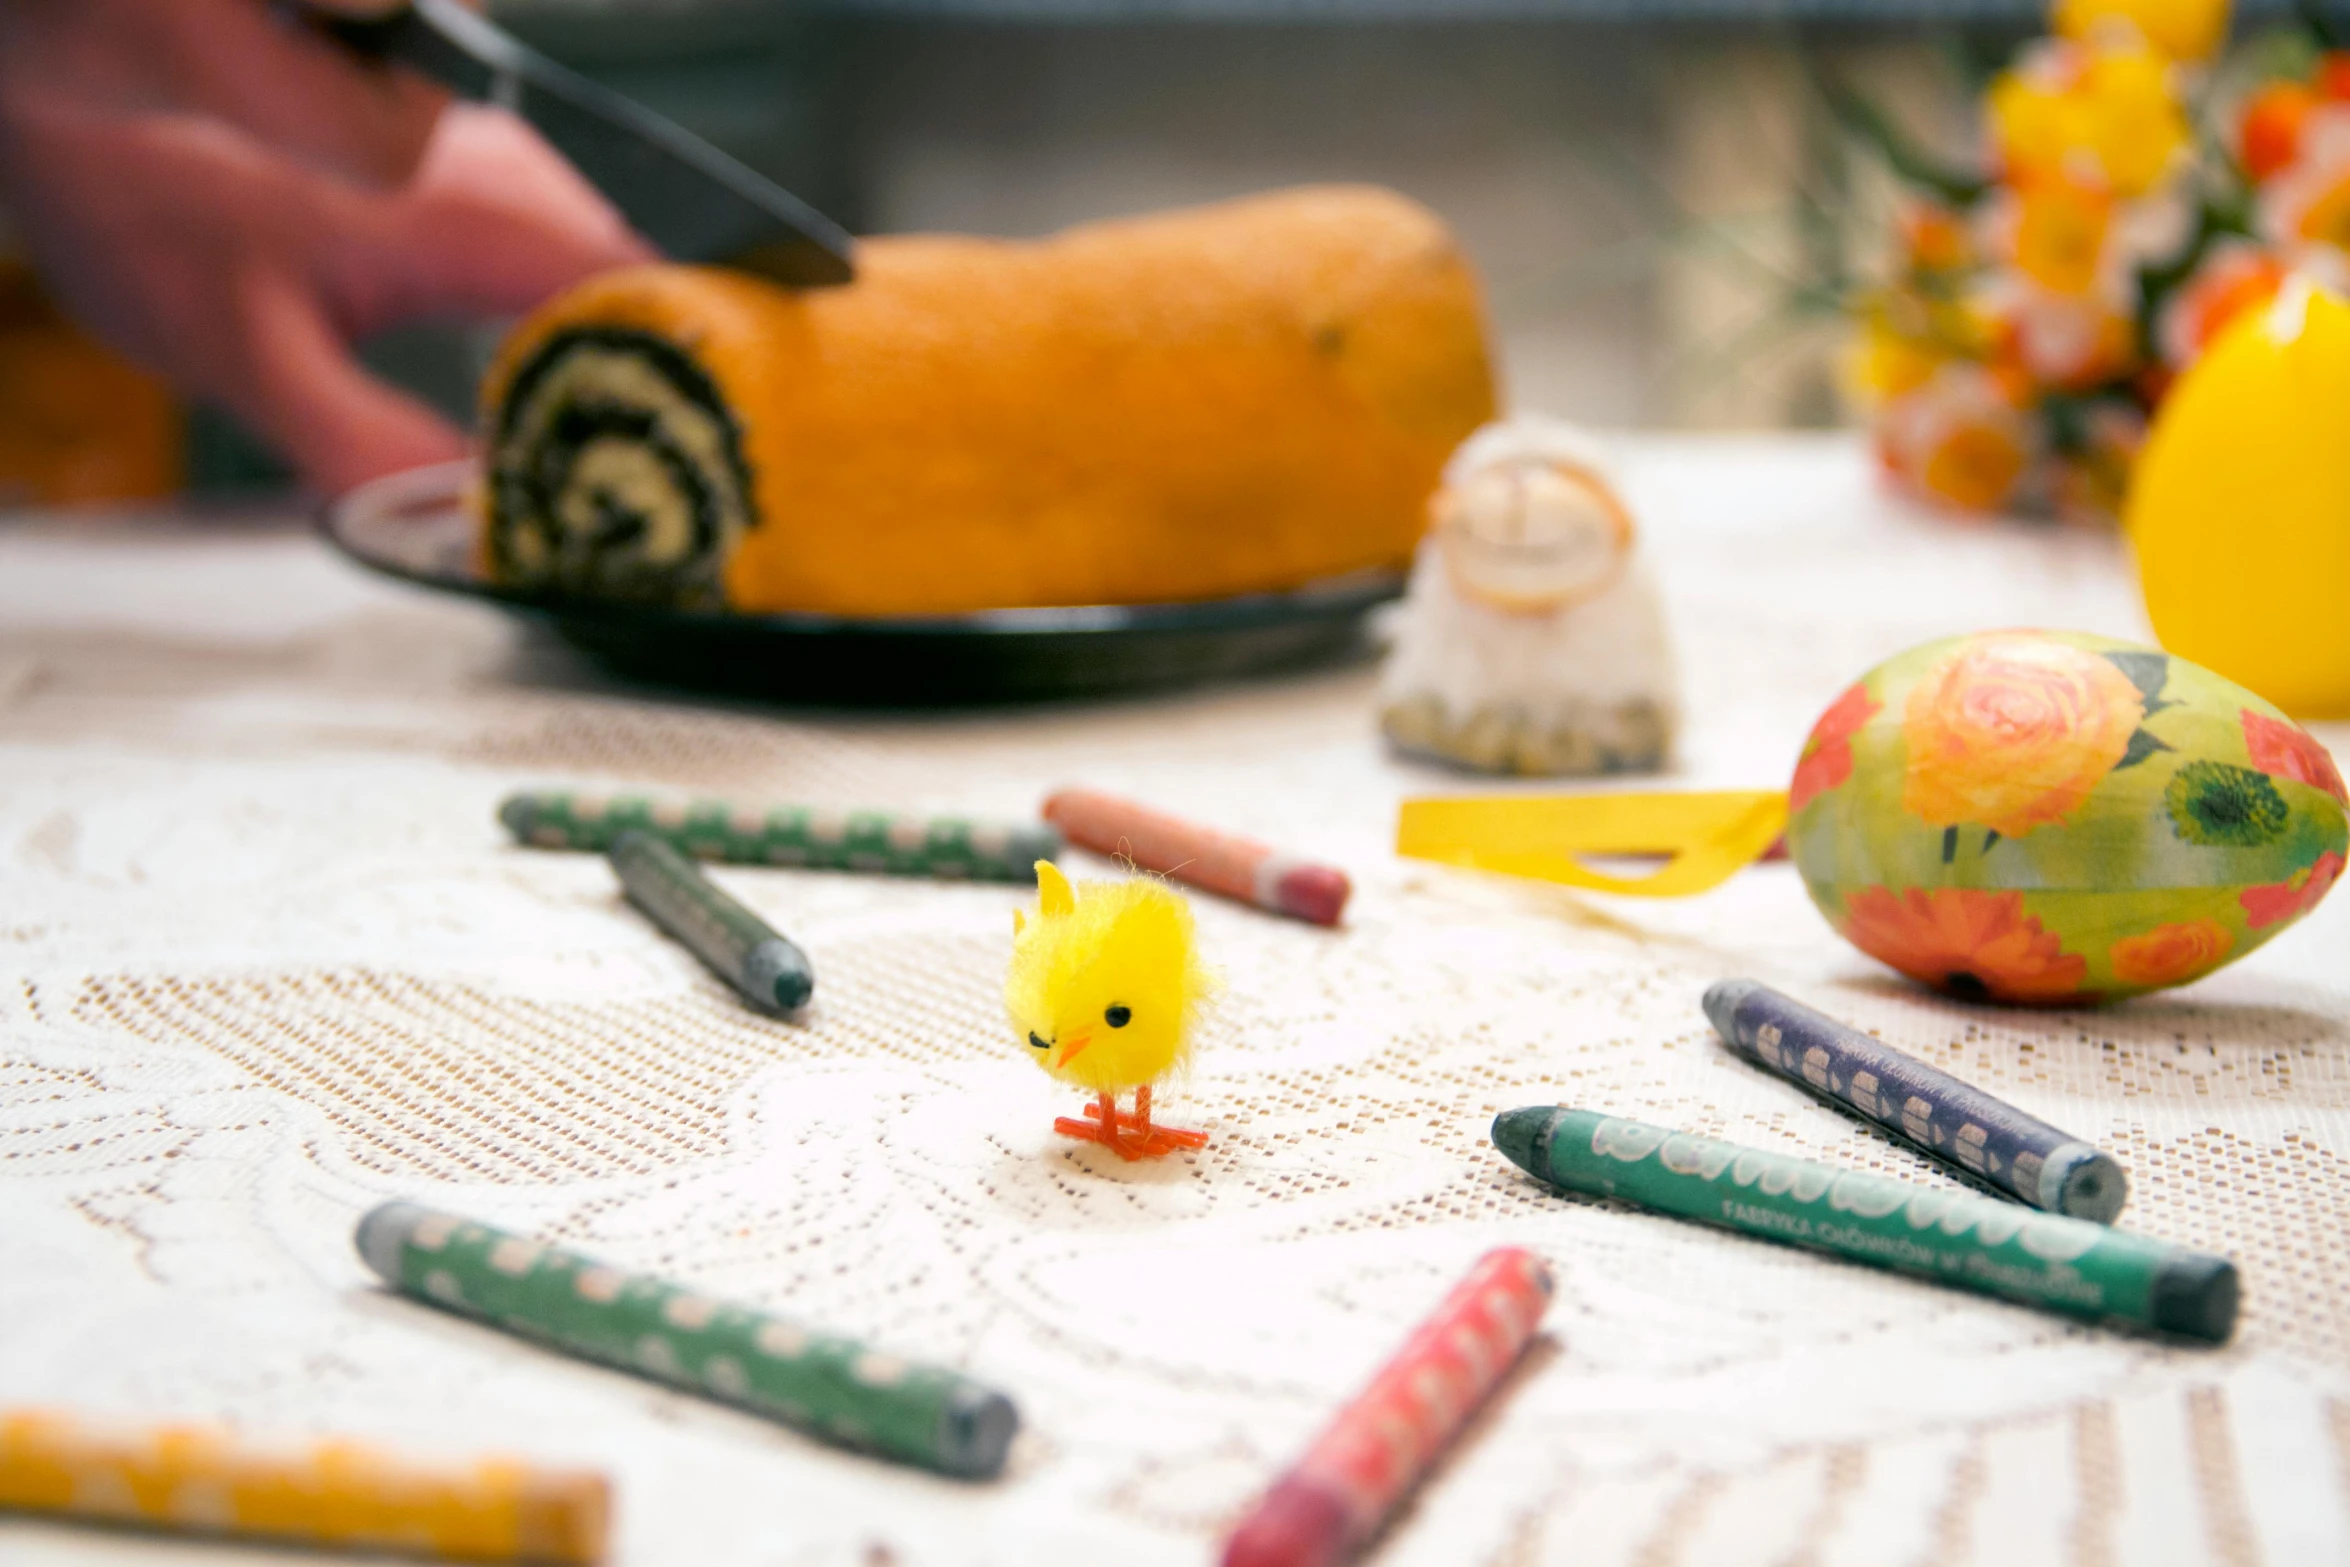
[609,830,813,1014]
[356,1203,1020,1480]
[498,790,1060,883]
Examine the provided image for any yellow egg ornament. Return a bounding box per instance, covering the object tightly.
[2128,278,2350,717]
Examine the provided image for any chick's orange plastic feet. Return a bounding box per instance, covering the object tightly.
[1054,1087,1208,1160]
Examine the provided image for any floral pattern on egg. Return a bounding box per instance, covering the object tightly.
[1788,629,2348,1003]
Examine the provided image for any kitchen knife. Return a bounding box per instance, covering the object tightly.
[307,0,854,287]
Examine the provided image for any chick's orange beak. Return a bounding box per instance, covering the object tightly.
[1054,1030,1095,1069]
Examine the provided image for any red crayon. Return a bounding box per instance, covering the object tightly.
[1222,1248,1553,1567]
[1041,789,1351,926]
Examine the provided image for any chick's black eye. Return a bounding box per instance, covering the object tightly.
[1105,1005,1132,1028]
[1028,1032,1048,1050]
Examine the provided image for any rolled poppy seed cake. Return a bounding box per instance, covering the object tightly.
[477,185,1497,615]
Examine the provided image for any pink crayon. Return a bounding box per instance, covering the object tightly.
[1041,789,1351,926]
[1222,1248,1554,1567]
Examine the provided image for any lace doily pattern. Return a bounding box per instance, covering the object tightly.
[2,440,2347,1566]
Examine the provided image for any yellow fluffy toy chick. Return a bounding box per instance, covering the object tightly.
[1006,861,1216,1159]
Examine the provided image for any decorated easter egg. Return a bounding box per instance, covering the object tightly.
[1788,629,2347,1004]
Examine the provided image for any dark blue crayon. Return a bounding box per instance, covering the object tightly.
[1704,980,2127,1223]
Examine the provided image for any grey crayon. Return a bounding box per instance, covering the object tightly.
[610,829,813,1013]
[1704,980,2127,1223]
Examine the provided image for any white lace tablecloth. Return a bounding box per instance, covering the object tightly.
[3,435,2346,1567]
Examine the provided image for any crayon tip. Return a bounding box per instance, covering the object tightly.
[355,1200,429,1286]
[497,795,534,841]
[748,941,815,1013]
[1490,1106,1561,1179]
[2049,1146,2130,1225]
[1022,825,1067,861]
[1275,864,1351,927]
[1701,978,1761,1045]
[2150,1253,2239,1343]
[1222,1476,1351,1567]
[936,1385,1020,1480]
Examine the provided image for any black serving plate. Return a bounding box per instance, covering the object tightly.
[321,461,1405,704]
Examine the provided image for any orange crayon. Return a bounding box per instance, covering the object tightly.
[0,1408,608,1564]
[1043,788,1350,926]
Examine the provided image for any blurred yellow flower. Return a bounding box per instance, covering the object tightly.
[1874,365,2036,514]
[2051,0,2230,64]
[2298,175,2350,248]
[1922,421,2033,511]
[2011,174,2115,293]
[1845,287,1998,407]
[1989,40,2189,197]
[1898,202,1976,274]
[1987,279,2140,388]
[1847,317,1947,402]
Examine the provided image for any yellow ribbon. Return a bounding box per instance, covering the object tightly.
[1396,789,1791,898]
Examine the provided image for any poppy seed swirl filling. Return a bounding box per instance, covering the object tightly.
[488,328,754,611]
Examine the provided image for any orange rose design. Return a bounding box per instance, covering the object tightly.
[1840,885,2089,1004]
[2108,920,2234,988]
[1900,634,2143,837]
[2241,851,2345,931]
[1790,681,1883,813]
[2242,708,2348,805]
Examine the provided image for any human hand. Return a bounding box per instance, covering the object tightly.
[0,0,654,496]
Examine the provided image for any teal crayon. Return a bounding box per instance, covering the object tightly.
[1492,1107,2237,1342]
[609,830,813,1014]
[500,790,1059,883]
[356,1203,1019,1480]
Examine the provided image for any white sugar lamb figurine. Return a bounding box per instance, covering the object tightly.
[1379,416,1679,775]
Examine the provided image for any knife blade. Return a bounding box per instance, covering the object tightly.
[309,0,854,287]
